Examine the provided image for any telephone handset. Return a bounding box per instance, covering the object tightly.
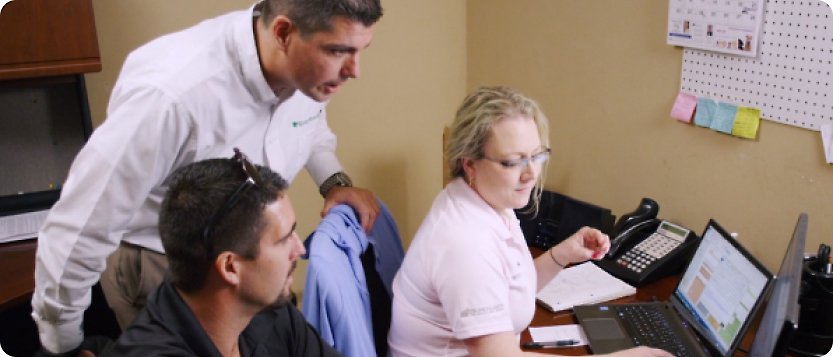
[595,198,700,286]
[606,219,661,258]
[607,197,659,257]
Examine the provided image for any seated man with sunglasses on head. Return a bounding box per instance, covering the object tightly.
[103,150,340,357]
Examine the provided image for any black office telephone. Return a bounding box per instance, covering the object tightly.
[594,198,700,287]
[515,190,614,250]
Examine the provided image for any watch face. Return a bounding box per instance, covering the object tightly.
[335,173,352,187]
[320,172,352,197]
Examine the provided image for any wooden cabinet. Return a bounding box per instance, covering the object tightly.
[0,0,100,81]
[0,240,37,311]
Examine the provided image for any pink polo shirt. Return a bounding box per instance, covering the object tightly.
[388,177,536,357]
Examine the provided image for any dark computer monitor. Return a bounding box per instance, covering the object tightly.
[748,213,808,357]
[0,76,93,215]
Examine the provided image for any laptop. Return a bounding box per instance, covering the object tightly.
[749,213,807,357]
[574,219,774,357]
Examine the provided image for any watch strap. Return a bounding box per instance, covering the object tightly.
[319,172,353,197]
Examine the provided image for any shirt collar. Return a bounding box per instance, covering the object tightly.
[303,204,369,257]
[152,279,224,357]
[446,177,519,241]
[232,4,282,105]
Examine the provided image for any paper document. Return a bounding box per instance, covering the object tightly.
[528,324,588,347]
[0,209,48,243]
[536,262,636,313]
[821,123,833,164]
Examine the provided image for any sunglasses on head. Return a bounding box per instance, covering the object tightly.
[201,148,264,249]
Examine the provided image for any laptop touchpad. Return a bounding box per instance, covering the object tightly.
[583,318,626,339]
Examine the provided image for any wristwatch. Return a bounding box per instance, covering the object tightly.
[319,171,353,197]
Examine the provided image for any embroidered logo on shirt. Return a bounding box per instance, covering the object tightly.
[292,109,323,127]
[460,303,505,318]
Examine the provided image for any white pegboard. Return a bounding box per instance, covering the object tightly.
[680,0,833,131]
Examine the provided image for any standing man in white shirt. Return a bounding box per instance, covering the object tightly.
[31,0,382,355]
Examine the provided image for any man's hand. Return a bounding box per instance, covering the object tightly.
[321,186,379,233]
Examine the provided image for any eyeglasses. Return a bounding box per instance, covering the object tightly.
[481,147,551,170]
[201,148,264,250]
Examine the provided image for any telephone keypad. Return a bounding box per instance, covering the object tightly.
[616,233,683,274]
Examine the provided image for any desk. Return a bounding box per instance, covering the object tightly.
[0,239,37,312]
[520,273,680,355]
[519,258,761,356]
[519,248,769,355]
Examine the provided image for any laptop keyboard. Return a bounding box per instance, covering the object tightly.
[616,305,693,357]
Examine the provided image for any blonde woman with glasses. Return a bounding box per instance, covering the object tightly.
[387,86,671,357]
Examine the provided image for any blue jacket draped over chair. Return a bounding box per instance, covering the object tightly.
[302,201,404,357]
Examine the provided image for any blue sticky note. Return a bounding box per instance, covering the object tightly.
[694,98,716,127]
[710,102,738,134]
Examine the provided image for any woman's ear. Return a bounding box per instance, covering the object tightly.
[215,252,242,286]
[461,157,477,183]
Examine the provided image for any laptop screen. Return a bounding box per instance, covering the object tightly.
[673,220,772,356]
[748,213,807,357]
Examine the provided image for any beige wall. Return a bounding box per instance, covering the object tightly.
[467,0,832,271]
[288,1,465,291]
[86,1,466,293]
[85,0,829,287]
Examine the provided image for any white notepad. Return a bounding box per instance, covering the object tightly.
[0,209,48,244]
[536,261,636,313]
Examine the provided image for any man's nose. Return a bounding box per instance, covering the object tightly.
[341,54,360,79]
[293,232,306,256]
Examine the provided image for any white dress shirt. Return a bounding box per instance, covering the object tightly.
[32,5,342,353]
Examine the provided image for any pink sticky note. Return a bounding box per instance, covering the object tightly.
[670,92,697,123]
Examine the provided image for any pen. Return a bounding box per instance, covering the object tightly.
[522,339,579,349]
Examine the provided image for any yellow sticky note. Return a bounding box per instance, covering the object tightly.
[731,107,761,139]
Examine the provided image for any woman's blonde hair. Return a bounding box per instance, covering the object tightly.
[445,86,550,213]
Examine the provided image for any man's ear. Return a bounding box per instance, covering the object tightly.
[270,15,295,50]
[215,252,242,286]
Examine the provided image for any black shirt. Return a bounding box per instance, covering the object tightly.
[104,278,341,357]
